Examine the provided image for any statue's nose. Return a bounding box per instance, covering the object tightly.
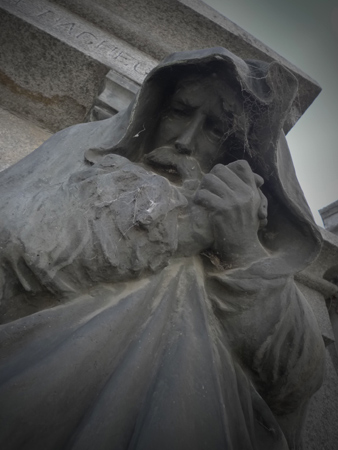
[175,112,204,155]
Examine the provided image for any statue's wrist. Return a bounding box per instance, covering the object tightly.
[213,236,268,268]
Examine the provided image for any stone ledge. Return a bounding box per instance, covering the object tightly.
[88,70,139,121]
[0,0,322,135]
[0,7,109,131]
[320,202,338,235]
[49,0,321,133]
[1,0,158,85]
[320,200,338,218]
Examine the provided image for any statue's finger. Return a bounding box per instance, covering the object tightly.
[200,173,228,198]
[210,163,252,194]
[253,173,264,188]
[194,189,226,212]
[226,160,262,189]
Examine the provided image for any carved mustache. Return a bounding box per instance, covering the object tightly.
[143,146,203,182]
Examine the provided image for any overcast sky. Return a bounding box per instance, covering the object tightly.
[203,0,338,225]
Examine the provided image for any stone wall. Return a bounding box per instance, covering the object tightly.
[0,107,51,171]
[320,200,338,236]
[0,0,322,170]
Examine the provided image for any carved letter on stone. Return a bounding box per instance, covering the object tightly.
[57,22,76,35]
[76,31,98,46]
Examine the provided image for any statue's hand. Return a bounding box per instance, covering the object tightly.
[194,160,268,267]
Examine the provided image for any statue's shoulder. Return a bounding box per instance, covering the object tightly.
[0,115,123,194]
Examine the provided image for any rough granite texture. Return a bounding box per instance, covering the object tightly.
[0,108,51,171]
[0,8,108,132]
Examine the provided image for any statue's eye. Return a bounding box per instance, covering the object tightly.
[171,104,190,117]
[206,119,225,141]
[210,125,224,139]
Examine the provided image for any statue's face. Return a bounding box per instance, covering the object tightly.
[147,74,244,177]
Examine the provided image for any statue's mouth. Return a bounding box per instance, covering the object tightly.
[146,161,181,180]
[143,148,182,183]
[143,147,203,184]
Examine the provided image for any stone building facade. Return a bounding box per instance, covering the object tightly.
[321,201,338,236]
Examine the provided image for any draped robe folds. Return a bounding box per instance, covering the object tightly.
[0,153,324,450]
[0,47,325,449]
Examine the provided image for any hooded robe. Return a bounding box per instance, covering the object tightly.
[0,47,324,450]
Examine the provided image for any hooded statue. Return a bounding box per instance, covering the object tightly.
[0,48,324,450]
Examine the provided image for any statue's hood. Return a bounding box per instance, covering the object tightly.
[86,47,321,274]
[0,47,321,275]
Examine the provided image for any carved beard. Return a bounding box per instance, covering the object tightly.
[142,146,203,184]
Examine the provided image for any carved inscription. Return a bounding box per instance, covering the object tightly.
[1,0,156,81]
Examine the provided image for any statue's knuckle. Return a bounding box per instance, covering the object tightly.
[212,164,225,174]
